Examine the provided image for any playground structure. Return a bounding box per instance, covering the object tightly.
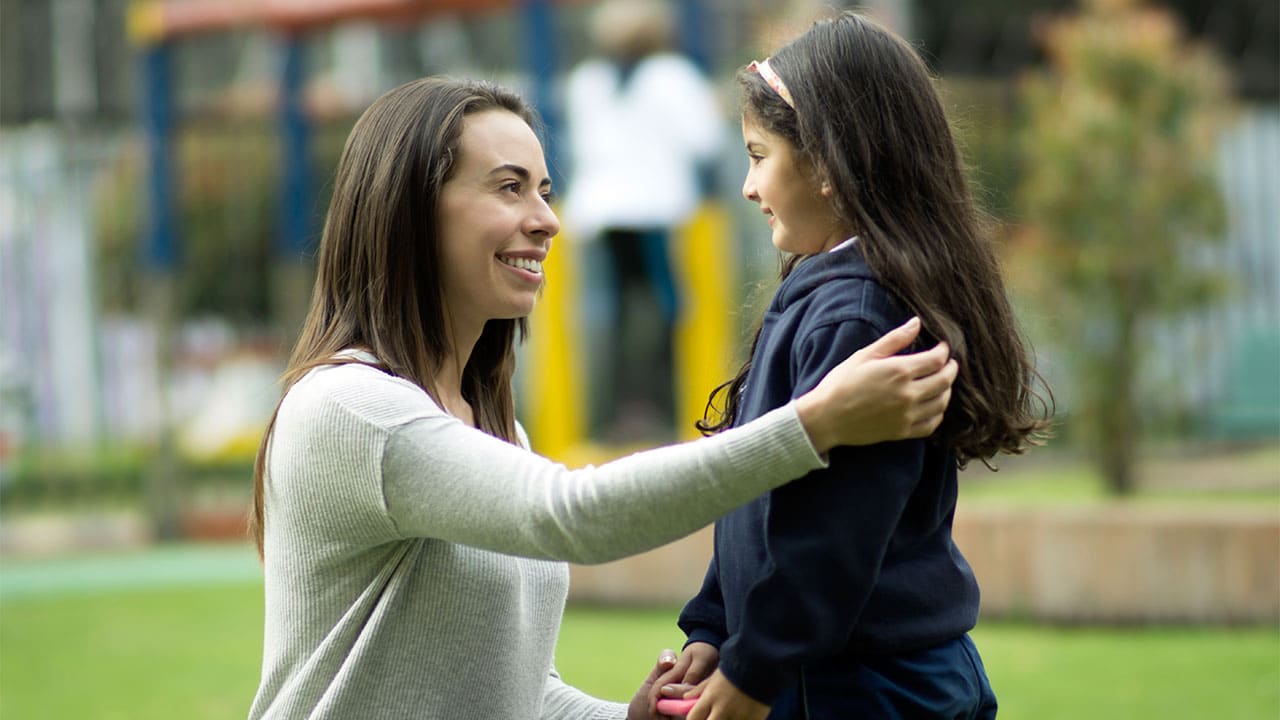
[126,0,737,465]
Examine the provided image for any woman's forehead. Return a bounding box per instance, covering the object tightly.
[457,110,547,175]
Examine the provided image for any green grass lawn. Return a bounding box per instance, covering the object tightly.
[1,578,1276,720]
[957,444,1280,506]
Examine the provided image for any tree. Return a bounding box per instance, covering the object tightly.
[1014,0,1231,494]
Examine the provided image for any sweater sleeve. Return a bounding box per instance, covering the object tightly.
[716,318,925,704]
[380,392,827,565]
[540,667,627,720]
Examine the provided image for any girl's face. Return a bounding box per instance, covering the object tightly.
[438,109,559,335]
[741,115,849,254]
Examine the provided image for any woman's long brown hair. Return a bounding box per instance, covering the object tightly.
[701,12,1052,465]
[250,78,539,558]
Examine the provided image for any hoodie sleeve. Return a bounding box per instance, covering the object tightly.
[678,551,729,649]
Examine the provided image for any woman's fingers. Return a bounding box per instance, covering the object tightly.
[915,357,958,400]
[903,340,950,379]
[855,316,921,360]
[909,390,950,432]
[912,362,956,427]
[655,649,677,675]
[893,357,955,439]
[660,683,698,697]
[647,649,686,716]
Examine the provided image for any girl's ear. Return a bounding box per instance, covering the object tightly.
[820,180,833,197]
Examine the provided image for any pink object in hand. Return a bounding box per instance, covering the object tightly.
[656,697,699,716]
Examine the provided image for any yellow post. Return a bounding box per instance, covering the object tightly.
[673,202,737,439]
[524,231,585,460]
[524,201,736,457]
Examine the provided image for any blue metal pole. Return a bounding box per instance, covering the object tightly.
[278,34,312,259]
[678,0,711,73]
[141,43,177,270]
[520,0,562,190]
[139,40,182,540]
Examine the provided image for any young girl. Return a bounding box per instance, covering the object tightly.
[246,77,959,719]
[654,12,1051,720]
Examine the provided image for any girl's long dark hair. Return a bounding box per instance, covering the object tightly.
[250,78,538,558]
[700,12,1052,465]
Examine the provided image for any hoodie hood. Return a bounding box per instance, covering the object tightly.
[771,241,877,313]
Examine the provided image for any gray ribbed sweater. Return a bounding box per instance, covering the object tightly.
[248,360,826,719]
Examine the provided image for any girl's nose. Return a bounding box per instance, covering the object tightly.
[742,175,759,202]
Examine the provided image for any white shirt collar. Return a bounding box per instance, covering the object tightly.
[828,236,859,253]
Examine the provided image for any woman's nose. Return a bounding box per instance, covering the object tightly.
[741,175,758,202]
[527,199,560,239]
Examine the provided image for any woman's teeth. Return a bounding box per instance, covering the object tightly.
[500,256,542,273]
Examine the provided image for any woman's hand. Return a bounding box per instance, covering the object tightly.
[628,649,679,720]
[795,317,957,453]
[683,669,769,720]
[647,642,719,717]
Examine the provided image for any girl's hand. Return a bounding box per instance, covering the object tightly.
[648,642,719,717]
[684,669,769,720]
[795,317,957,453]
[628,649,679,720]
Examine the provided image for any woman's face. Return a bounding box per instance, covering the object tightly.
[740,115,848,255]
[438,109,559,334]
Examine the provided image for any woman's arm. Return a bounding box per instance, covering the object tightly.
[382,401,819,564]
[540,665,628,720]
[378,317,953,564]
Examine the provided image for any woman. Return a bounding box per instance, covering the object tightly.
[247,77,957,720]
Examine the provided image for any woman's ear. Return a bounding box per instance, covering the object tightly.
[820,180,833,197]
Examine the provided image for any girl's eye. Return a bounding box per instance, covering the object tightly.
[747,154,763,165]
[541,191,555,204]
[501,181,521,194]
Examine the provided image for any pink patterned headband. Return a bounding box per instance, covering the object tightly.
[748,57,795,109]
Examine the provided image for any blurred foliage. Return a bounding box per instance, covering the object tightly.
[0,443,251,513]
[95,122,272,320]
[0,444,147,511]
[944,77,1021,221]
[1009,0,1233,495]
[92,117,355,324]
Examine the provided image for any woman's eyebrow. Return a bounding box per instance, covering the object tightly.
[489,163,551,189]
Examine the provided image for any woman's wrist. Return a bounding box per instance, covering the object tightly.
[793,391,836,454]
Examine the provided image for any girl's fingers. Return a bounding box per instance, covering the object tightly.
[684,659,711,685]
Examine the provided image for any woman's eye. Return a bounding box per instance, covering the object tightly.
[541,191,555,204]
[501,181,521,194]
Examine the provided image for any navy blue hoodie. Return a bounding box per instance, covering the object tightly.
[678,243,980,705]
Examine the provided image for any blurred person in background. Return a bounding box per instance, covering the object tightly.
[246,76,958,719]
[651,11,1053,720]
[563,0,724,442]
